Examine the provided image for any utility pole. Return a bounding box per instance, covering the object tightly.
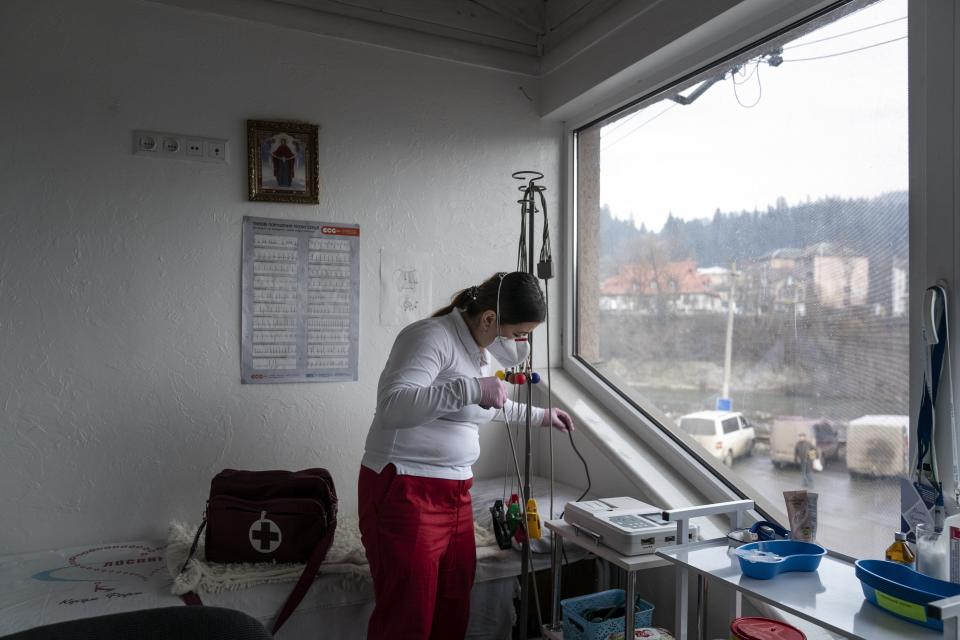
[722,262,738,400]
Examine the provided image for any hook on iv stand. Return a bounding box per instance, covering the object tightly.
[511,171,554,280]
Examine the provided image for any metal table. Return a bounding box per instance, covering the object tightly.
[657,538,960,639]
[541,519,671,639]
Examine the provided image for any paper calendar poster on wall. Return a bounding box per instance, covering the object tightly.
[241,216,360,384]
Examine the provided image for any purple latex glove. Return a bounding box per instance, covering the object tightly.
[541,408,574,432]
[477,376,508,410]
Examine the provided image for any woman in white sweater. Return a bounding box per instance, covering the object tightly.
[358,271,573,640]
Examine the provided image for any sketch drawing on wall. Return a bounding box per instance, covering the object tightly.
[380,250,432,327]
[395,266,420,314]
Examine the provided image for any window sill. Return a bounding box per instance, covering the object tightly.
[535,367,751,538]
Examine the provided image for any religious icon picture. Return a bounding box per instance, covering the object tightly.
[247,119,319,204]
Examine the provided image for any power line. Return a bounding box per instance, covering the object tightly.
[600,108,644,138]
[602,75,720,139]
[601,22,907,147]
[783,35,907,63]
[783,16,906,50]
[601,103,678,153]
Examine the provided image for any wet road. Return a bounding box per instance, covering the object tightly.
[726,444,901,559]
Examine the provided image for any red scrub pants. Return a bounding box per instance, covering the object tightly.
[358,464,476,640]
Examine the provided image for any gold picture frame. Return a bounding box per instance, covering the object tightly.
[247,119,319,204]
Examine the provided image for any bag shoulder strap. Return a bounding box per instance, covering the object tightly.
[176,519,337,632]
[271,471,338,632]
[178,518,207,607]
[271,519,337,634]
[178,517,207,576]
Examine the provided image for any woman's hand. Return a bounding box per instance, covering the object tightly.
[541,408,574,433]
[477,376,508,409]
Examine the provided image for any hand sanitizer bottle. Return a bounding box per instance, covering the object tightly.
[885,532,915,567]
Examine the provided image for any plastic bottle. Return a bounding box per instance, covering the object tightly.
[945,512,960,583]
[506,494,524,542]
[885,531,915,566]
[525,498,541,539]
[916,523,948,580]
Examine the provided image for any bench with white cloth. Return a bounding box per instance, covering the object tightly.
[0,476,588,639]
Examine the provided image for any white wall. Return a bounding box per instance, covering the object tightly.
[0,0,562,554]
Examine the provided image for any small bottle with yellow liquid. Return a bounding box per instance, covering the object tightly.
[525,498,541,540]
[885,531,915,567]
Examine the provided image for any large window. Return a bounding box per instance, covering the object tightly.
[573,0,908,559]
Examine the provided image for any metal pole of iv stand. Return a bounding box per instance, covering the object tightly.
[517,176,536,638]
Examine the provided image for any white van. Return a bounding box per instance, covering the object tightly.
[846,415,909,478]
[678,410,755,467]
[770,417,841,468]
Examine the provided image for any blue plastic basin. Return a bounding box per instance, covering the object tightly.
[855,559,960,631]
[736,540,826,579]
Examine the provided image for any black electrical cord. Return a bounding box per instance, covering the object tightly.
[516,204,527,272]
[537,187,551,265]
[529,176,591,517]
[568,429,592,504]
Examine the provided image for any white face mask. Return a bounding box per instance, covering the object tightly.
[487,335,530,367]
[486,273,531,367]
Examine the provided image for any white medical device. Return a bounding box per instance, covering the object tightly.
[564,497,699,556]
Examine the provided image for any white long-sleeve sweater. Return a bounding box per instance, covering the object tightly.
[361,310,546,480]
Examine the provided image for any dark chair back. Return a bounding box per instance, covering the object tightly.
[2,606,271,640]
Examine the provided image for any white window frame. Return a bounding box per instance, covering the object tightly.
[561,0,960,515]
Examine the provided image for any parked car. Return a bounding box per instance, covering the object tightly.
[678,410,755,467]
[769,417,841,468]
[846,415,909,478]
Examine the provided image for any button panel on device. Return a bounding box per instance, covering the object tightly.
[608,514,656,530]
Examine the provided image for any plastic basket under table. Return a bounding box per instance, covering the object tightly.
[561,588,655,640]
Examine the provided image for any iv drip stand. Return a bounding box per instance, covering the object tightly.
[513,170,546,638]
[519,185,534,638]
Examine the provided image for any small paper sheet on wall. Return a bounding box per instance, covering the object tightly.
[380,249,432,327]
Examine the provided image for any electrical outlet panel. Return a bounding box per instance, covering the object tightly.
[133,130,228,164]
[137,132,159,153]
[205,140,225,160]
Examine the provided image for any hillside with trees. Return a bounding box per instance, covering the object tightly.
[602,191,907,285]
[597,191,909,420]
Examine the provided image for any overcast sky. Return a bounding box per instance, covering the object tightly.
[599,0,908,233]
